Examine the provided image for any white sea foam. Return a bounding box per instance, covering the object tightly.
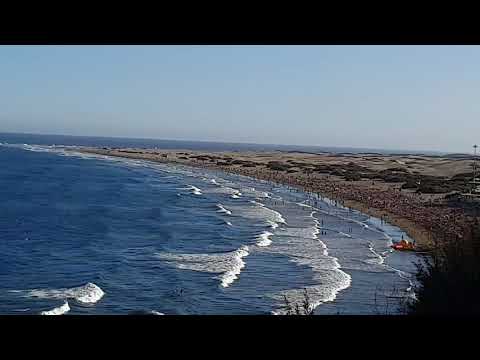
[237,185,271,199]
[267,220,279,230]
[265,225,351,312]
[249,200,286,225]
[256,231,274,247]
[24,144,50,152]
[206,185,243,199]
[187,185,202,195]
[297,202,313,209]
[384,264,416,300]
[308,198,392,240]
[271,250,351,313]
[225,221,233,226]
[216,204,232,215]
[12,308,31,312]
[40,301,70,315]
[261,215,351,313]
[366,242,385,265]
[230,190,242,199]
[320,220,416,300]
[130,310,165,315]
[18,282,105,305]
[272,269,352,314]
[155,246,250,288]
[150,310,164,315]
[279,226,319,240]
[1,143,64,155]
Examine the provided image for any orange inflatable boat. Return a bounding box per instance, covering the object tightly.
[391,239,415,251]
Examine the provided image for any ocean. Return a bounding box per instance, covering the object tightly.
[0,133,419,315]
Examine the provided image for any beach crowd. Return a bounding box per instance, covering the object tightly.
[223,165,471,247]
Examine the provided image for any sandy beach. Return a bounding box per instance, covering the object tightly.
[73,146,480,251]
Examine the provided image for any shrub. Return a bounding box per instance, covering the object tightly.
[330,170,344,176]
[281,289,315,315]
[402,179,418,189]
[408,220,480,315]
[267,161,291,171]
[383,174,409,183]
[344,172,361,181]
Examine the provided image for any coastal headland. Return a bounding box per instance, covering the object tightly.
[73,146,480,251]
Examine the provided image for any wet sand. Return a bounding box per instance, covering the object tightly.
[72,146,479,251]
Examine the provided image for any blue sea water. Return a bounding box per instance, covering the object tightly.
[0,134,420,315]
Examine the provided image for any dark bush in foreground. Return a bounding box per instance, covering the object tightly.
[408,220,480,315]
[282,289,315,315]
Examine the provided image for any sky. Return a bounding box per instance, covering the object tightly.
[0,45,479,153]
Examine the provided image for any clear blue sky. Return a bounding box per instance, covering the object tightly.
[1,45,478,152]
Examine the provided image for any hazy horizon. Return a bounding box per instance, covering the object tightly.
[1,45,479,153]
[0,130,462,155]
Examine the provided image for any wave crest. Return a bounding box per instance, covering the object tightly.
[155,246,250,288]
[216,204,232,215]
[40,301,70,315]
[17,282,105,305]
[256,231,274,247]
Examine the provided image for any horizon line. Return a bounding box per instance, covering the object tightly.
[0,130,465,155]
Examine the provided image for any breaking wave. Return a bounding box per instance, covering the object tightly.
[216,204,232,215]
[155,246,250,288]
[256,231,274,247]
[186,185,202,195]
[40,301,71,315]
[14,282,105,305]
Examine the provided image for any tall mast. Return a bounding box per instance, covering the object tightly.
[474,144,478,193]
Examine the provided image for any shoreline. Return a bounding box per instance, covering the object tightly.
[72,146,477,251]
[218,166,434,250]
